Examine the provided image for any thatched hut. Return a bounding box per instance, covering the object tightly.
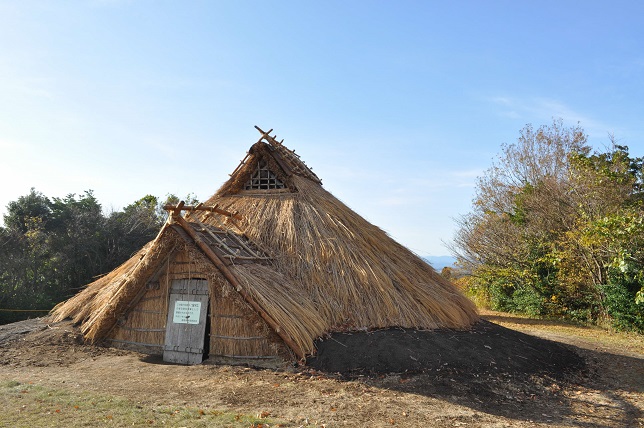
[51,127,478,365]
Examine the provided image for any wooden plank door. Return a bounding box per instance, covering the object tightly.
[163,279,209,365]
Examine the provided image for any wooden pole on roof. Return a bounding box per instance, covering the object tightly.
[163,204,243,221]
[253,125,322,185]
[172,201,185,217]
[171,213,305,360]
[255,126,273,144]
[229,152,251,177]
[255,125,280,147]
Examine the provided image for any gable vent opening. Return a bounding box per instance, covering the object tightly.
[244,160,286,190]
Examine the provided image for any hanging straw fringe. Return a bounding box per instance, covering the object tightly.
[50,137,478,359]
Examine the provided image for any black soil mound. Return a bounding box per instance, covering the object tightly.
[308,320,583,377]
[0,317,48,346]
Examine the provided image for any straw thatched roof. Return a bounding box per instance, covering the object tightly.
[51,126,478,360]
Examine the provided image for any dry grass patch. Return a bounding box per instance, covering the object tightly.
[1,380,277,428]
[479,309,644,355]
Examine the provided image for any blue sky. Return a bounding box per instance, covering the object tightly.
[1,1,643,256]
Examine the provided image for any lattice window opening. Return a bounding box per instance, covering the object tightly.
[244,160,286,190]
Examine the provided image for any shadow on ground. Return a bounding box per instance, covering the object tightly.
[307,320,644,426]
[483,313,591,329]
[2,316,641,426]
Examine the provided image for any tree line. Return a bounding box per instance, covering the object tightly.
[0,190,196,324]
[451,120,644,332]
[3,122,642,332]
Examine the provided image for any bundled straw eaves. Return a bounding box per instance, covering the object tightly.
[51,129,478,361]
[203,174,478,333]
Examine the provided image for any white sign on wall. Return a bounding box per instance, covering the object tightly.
[172,301,202,325]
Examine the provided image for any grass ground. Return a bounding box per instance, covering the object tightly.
[0,310,642,427]
[480,309,644,355]
[1,380,273,427]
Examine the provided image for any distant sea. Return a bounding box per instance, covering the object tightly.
[423,256,456,271]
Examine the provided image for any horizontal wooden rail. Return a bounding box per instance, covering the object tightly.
[107,339,163,348]
[163,203,243,221]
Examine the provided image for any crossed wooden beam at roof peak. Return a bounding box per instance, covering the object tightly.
[255,125,285,147]
[163,202,243,221]
[227,126,287,179]
[254,125,322,185]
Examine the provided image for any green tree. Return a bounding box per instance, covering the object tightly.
[0,189,54,322]
[3,188,52,233]
[49,191,105,291]
[104,195,164,267]
[452,120,588,313]
[453,121,644,330]
[0,190,169,324]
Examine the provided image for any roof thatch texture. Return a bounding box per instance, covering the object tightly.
[230,263,326,355]
[50,224,178,341]
[51,131,479,359]
[201,171,479,333]
[50,222,327,356]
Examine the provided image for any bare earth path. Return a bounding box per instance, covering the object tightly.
[0,311,642,427]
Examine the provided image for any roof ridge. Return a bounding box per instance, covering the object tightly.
[255,125,322,185]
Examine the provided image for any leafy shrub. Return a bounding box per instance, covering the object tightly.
[601,272,644,332]
[510,286,547,316]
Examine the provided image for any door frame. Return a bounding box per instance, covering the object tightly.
[163,279,209,365]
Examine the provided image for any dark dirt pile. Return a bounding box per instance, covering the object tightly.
[1,318,583,381]
[308,320,584,377]
[0,318,127,368]
[0,317,48,345]
[2,317,641,427]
